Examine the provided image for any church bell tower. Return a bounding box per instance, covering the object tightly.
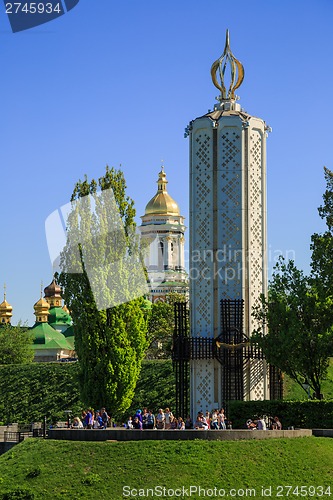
[140,167,188,302]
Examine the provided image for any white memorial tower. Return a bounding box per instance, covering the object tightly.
[188,31,269,417]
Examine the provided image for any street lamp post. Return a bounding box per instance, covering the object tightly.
[64,410,72,428]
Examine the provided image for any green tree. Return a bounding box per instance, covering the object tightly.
[253,168,333,399]
[0,324,34,365]
[59,166,148,415]
[252,257,333,399]
[311,167,333,295]
[146,292,187,359]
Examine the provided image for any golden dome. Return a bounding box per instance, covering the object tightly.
[34,297,50,318]
[0,299,13,321]
[145,168,180,216]
[0,299,12,312]
[0,286,13,323]
[62,304,70,315]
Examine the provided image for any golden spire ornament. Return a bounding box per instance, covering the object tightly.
[211,29,244,102]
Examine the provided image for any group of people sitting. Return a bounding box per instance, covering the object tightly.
[71,407,110,429]
[69,407,283,432]
[127,408,230,430]
[193,409,230,429]
[245,415,282,430]
[127,408,187,430]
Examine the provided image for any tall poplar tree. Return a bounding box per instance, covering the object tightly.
[59,166,148,415]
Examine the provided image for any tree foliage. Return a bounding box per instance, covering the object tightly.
[253,167,333,399]
[311,167,333,293]
[146,292,187,359]
[0,362,82,424]
[252,257,333,399]
[0,324,34,365]
[59,166,148,414]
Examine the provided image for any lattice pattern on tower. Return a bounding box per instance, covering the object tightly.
[220,173,241,209]
[192,258,212,331]
[220,131,241,170]
[191,129,214,337]
[195,361,214,408]
[246,129,266,400]
[249,359,265,400]
[248,130,264,317]
[218,127,243,303]
[195,133,211,168]
[194,213,212,248]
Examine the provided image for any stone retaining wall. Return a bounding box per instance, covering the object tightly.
[48,428,312,442]
[312,429,333,438]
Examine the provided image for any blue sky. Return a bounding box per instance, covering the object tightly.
[0,0,332,323]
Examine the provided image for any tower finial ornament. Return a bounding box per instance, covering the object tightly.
[211,29,244,102]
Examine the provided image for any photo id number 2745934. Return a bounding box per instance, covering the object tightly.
[5,3,62,14]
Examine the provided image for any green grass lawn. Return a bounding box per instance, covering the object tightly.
[0,437,332,499]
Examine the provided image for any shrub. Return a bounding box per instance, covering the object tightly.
[228,400,333,429]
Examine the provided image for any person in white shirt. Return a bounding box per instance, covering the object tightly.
[164,408,173,430]
[210,410,219,430]
[156,409,165,429]
[71,417,83,429]
[218,408,227,429]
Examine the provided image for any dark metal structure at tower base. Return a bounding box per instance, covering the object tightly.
[172,299,283,418]
[173,302,190,420]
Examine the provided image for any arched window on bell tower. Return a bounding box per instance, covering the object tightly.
[158,241,164,269]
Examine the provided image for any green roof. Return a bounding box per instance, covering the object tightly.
[63,325,74,338]
[48,306,72,326]
[65,336,75,350]
[30,322,72,350]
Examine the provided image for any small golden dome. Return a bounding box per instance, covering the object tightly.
[0,299,12,313]
[0,299,13,322]
[34,297,50,316]
[0,286,13,323]
[145,168,180,216]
